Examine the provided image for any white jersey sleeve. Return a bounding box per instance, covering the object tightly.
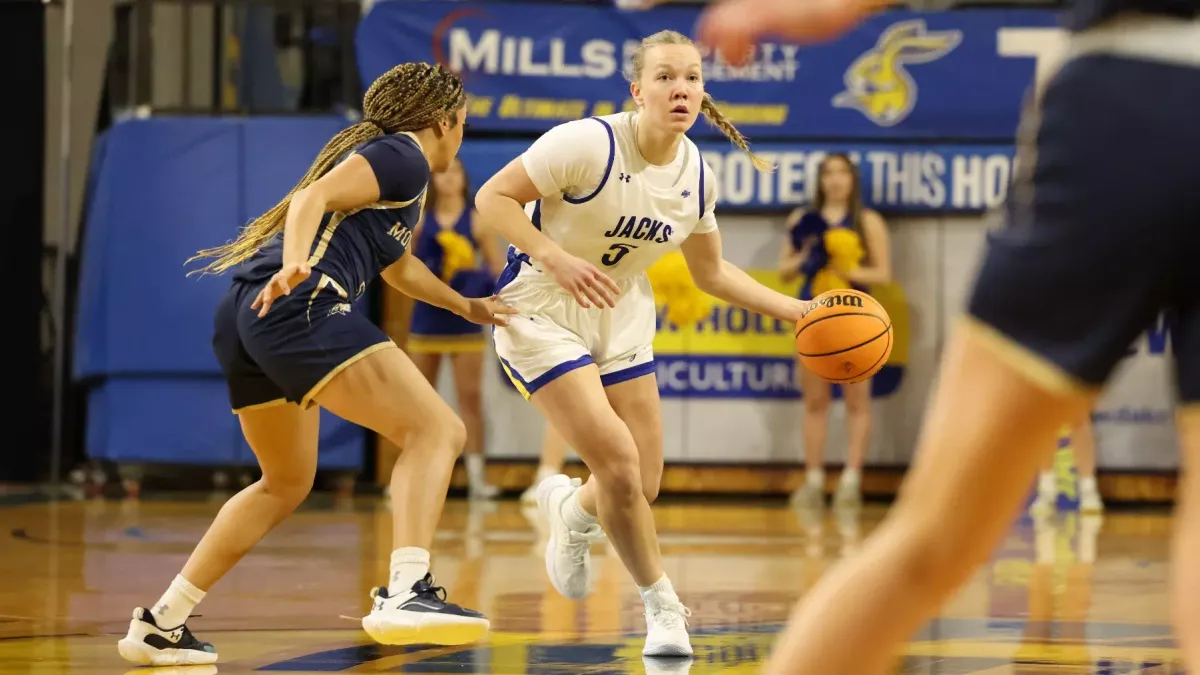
[520,118,613,199]
[694,157,719,235]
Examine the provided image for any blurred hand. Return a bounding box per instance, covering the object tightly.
[252,263,311,317]
[460,296,520,327]
[696,0,877,65]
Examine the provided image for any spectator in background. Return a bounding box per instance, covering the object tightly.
[407,157,506,499]
[1031,415,1105,514]
[778,154,892,509]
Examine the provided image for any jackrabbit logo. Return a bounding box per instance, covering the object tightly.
[833,19,962,127]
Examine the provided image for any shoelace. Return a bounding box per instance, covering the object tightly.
[564,530,595,564]
[410,573,449,604]
[649,603,692,630]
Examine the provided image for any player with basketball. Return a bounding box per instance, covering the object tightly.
[474,29,815,655]
[117,62,513,667]
[696,0,1200,672]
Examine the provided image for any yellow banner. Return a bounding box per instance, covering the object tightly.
[652,269,910,367]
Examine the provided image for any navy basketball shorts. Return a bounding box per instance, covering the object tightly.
[212,272,394,412]
[967,47,1200,404]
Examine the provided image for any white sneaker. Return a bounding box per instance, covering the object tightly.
[1080,489,1105,514]
[643,593,693,657]
[468,481,500,500]
[789,483,823,510]
[834,481,861,507]
[536,474,602,599]
[362,573,489,646]
[117,608,218,666]
[1029,489,1056,516]
[520,482,540,504]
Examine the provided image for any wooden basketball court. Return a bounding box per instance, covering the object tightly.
[0,492,1182,674]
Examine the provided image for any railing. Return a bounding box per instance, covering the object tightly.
[107,0,363,116]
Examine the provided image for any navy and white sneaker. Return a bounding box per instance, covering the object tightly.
[362,573,490,646]
[117,607,218,666]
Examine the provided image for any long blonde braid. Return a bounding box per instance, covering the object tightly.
[188,62,466,275]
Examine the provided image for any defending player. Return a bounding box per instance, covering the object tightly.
[118,62,514,667]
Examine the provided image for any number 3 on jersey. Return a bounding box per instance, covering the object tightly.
[601,242,638,267]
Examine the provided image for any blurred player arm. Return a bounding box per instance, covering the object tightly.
[380,250,470,317]
[683,229,806,322]
[778,208,810,282]
[843,210,892,285]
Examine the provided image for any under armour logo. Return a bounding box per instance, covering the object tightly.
[681,190,691,198]
[618,173,631,183]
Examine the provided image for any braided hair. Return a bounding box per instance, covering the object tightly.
[189,62,466,275]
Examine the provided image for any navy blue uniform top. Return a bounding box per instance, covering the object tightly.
[790,211,868,300]
[1068,0,1199,30]
[232,133,430,298]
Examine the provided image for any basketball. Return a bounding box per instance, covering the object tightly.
[794,289,893,384]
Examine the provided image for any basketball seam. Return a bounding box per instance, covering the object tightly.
[823,328,893,383]
[795,311,887,339]
[796,318,892,358]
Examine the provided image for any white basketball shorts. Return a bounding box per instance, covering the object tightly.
[492,269,657,399]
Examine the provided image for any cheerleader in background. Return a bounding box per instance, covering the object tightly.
[408,157,506,499]
[1031,415,1105,514]
[778,153,892,509]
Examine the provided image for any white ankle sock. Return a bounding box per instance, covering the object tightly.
[388,547,431,595]
[639,574,677,604]
[561,489,598,532]
[1038,470,1056,495]
[150,575,206,629]
[535,463,558,482]
[466,454,486,488]
[840,467,861,487]
[806,468,825,489]
[1079,475,1098,495]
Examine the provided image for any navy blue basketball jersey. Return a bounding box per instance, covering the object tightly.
[1067,0,1199,30]
[233,133,430,299]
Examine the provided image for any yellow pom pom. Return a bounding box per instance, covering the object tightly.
[646,251,714,329]
[435,230,476,282]
[810,267,853,296]
[824,228,864,275]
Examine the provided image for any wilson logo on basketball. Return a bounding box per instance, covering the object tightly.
[806,293,865,315]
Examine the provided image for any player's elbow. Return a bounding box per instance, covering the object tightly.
[689,262,725,295]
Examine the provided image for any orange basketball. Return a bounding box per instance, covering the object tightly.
[794,289,893,384]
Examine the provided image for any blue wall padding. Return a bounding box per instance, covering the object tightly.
[75,116,365,469]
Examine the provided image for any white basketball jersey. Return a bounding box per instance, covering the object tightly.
[503,111,718,288]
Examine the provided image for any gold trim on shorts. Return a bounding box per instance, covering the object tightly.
[498,359,531,400]
[300,342,396,409]
[406,334,486,354]
[960,315,1100,398]
[231,398,289,415]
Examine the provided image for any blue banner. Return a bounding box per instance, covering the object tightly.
[357,1,1060,140]
[457,140,1015,212]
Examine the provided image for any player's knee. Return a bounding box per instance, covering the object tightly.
[804,391,831,414]
[586,439,643,506]
[889,507,992,597]
[260,469,315,508]
[844,394,871,418]
[406,410,468,460]
[456,385,483,417]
